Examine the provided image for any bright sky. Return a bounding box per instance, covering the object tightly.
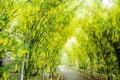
[67,36,76,46]
[86,0,114,8]
[76,0,114,19]
[102,0,114,8]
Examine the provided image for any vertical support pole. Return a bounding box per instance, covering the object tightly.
[20,53,26,80]
[20,35,28,80]
[42,53,45,80]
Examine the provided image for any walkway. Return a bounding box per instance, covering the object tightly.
[58,66,90,80]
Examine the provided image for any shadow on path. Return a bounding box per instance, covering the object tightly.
[58,66,90,80]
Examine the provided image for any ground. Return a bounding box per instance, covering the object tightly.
[58,66,90,80]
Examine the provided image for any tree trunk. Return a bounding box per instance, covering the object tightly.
[0,60,2,67]
[116,50,120,69]
[0,55,2,67]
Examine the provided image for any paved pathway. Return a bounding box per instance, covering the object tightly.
[58,66,90,80]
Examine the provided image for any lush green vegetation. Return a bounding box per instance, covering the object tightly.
[0,0,73,79]
[63,0,120,80]
[0,0,120,80]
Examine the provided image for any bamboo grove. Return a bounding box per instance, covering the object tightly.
[0,0,73,79]
[0,0,120,80]
[63,0,120,80]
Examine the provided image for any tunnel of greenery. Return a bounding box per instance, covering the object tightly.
[0,0,120,80]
